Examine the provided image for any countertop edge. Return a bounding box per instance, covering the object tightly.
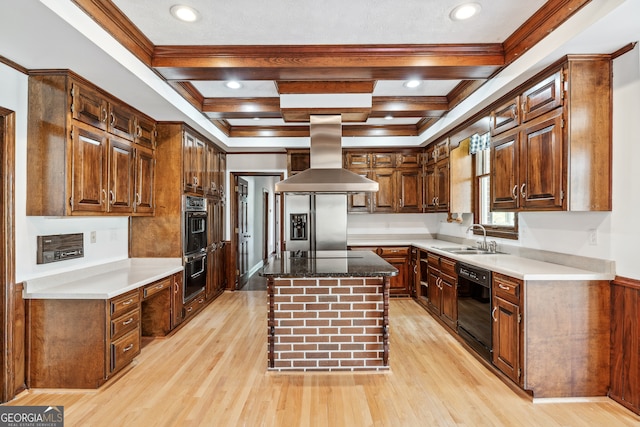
[23,259,184,300]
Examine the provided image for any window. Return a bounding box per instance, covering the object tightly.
[472,133,518,239]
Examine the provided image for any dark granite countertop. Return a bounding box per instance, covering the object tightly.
[260,250,399,278]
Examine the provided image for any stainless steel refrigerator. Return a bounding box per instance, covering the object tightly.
[284,193,347,251]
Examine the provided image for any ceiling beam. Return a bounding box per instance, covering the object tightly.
[276,80,376,94]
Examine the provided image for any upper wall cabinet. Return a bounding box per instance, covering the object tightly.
[489,56,612,212]
[27,71,156,216]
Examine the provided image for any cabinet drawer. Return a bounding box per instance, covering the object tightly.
[427,253,440,268]
[111,308,140,340]
[439,257,456,277]
[493,273,521,303]
[110,327,140,373]
[379,247,409,257]
[184,294,206,318]
[110,290,140,318]
[143,277,171,299]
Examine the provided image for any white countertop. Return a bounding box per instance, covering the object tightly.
[23,258,184,300]
[348,237,614,281]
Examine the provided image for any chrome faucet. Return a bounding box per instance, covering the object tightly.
[466,224,487,250]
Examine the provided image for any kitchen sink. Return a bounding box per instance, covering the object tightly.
[436,247,502,255]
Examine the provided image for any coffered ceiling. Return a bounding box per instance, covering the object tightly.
[74,0,582,139]
[2,0,637,150]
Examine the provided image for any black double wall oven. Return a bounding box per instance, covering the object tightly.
[183,195,207,302]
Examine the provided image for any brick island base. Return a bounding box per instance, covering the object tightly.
[267,276,390,371]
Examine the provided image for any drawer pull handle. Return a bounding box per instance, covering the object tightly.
[498,284,510,291]
[186,307,193,312]
[122,318,134,326]
[492,306,498,322]
[122,299,134,306]
[123,344,134,352]
[156,284,164,289]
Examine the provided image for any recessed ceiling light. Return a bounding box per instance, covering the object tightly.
[253,117,260,121]
[170,5,200,23]
[384,115,394,120]
[225,81,242,89]
[450,2,481,21]
[403,80,421,88]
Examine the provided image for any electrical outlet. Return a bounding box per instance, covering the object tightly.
[90,231,96,244]
[588,229,597,246]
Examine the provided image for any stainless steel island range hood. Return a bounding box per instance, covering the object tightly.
[274,115,379,193]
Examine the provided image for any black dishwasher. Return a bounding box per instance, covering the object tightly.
[456,262,492,361]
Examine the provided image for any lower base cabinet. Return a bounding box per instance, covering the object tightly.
[492,273,522,385]
[426,252,457,330]
[349,246,411,296]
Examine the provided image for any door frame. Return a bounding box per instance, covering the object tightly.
[229,172,283,290]
[1,107,16,402]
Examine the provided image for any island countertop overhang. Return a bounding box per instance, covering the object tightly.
[260,250,398,278]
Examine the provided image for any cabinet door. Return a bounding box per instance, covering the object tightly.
[71,81,108,131]
[171,272,184,329]
[345,152,370,169]
[384,256,409,296]
[396,152,420,168]
[107,137,135,213]
[204,143,218,197]
[440,273,457,330]
[492,295,521,384]
[134,115,156,149]
[108,103,135,141]
[424,165,437,211]
[347,170,371,213]
[134,146,155,214]
[491,130,520,211]
[371,168,395,213]
[435,160,449,212]
[490,96,520,136]
[520,110,564,210]
[183,131,205,193]
[371,152,395,168]
[427,269,442,315]
[71,124,107,213]
[521,70,563,123]
[396,169,422,213]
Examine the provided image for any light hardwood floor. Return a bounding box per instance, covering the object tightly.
[5,290,639,426]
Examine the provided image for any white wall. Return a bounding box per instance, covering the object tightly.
[1,63,131,282]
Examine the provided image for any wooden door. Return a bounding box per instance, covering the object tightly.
[520,110,564,210]
[427,269,442,316]
[71,124,107,213]
[171,272,184,329]
[424,165,437,211]
[521,70,563,123]
[71,81,108,131]
[183,131,196,191]
[236,177,250,289]
[435,161,449,212]
[133,146,154,214]
[108,103,135,141]
[134,116,156,149]
[345,152,369,169]
[107,137,134,214]
[192,138,206,195]
[371,152,395,168]
[347,170,371,213]
[371,168,395,213]
[384,256,409,296]
[204,143,217,197]
[396,169,422,213]
[491,129,520,211]
[492,296,521,384]
[490,96,520,136]
[440,273,457,330]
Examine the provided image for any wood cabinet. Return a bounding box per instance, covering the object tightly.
[492,273,522,385]
[610,277,640,415]
[425,252,457,330]
[27,289,141,388]
[287,149,310,175]
[133,145,155,214]
[349,246,410,296]
[27,71,156,216]
[141,275,173,336]
[489,56,612,212]
[416,249,429,307]
[171,271,185,329]
[344,149,422,213]
[423,139,449,213]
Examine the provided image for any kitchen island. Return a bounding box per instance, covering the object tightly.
[260,250,398,371]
